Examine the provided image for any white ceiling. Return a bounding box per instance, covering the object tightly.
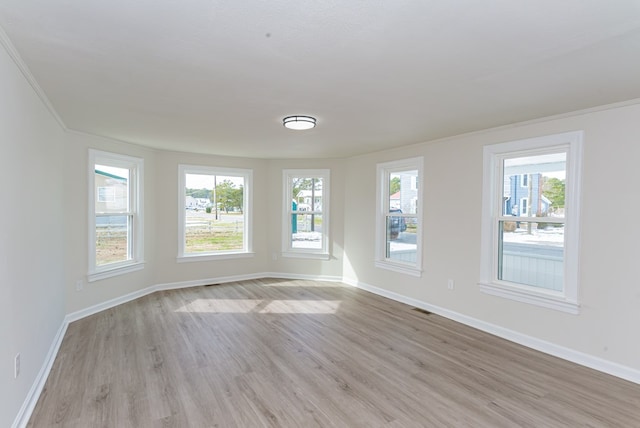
[1,1,640,159]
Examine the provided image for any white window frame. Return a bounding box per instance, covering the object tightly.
[375,157,423,277]
[88,149,144,282]
[479,131,583,314]
[178,165,253,262]
[282,169,330,260]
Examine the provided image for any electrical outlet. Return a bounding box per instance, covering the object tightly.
[272,253,278,261]
[447,279,454,290]
[14,353,20,378]
[75,279,84,291]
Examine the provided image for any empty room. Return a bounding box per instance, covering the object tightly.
[2,1,640,427]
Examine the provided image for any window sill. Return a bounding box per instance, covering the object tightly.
[281,251,330,261]
[479,281,580,314]
[177,252,255,263]
[375,260,422,277]
[88,261,145,282]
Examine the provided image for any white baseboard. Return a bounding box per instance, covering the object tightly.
[13,272,343,426]
[66,272,271,323]
[16,273,640,427]
[262,272,343,282]
[343,277,640,385]
[12,320,68,428]
[65,286,157,324]
[154,272,268,291]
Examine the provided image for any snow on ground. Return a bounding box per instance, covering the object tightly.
[292,232,322,249]
[504,226,564,247]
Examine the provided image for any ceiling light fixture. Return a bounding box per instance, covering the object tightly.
[283,115,316,130]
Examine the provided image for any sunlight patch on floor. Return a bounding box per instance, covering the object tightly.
[175,298,341,314]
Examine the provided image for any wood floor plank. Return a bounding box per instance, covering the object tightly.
[27,279,640,427]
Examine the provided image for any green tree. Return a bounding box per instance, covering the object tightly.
[186,188,211,199]
[390,176,401,195]
[231,185,243,213]
[291,178,314,200]
[542,177,565,210]
[216,180,242,213]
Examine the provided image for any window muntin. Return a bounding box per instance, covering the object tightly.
[95,165,130,266]
[376,158,423,276]
[178,165,252,259]
[480,131,582,313]
[283,170,330,258]
[89,150,144,281]
[499,152,566,291]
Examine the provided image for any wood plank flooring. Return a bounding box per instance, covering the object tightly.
[28,279,640,427]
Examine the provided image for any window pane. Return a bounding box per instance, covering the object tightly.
[96,215,130,266]
[389,170,418,214]
[498,220,564,291]
[95,165,129,213]
[292,177,323,212]
[185,210,244,252]
[184,173,245,253]
[292,213,323,249]
[386,215,417,263]
[503,153,566,218]
[284,170,329,256]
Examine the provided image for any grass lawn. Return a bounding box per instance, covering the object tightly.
[96,229,128,265]
[185,213,244,252]
[186,228,243,252]
[95,213,244,266]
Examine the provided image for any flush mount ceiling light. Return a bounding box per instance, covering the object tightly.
[283,115,316,130]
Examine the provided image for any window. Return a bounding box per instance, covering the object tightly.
[520,197,529,216]
[479,131,583,313]
[97,186,115,202]
[178,165,252,261]
[89,150,144,281]
[375,157,423,276]
[282,169,330,259]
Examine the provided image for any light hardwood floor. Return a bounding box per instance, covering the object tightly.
[28,279,640,427]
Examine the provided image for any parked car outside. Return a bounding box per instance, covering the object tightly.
[388,209,407,240]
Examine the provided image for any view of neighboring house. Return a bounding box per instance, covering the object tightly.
[185,195,198,209]
[504,173,551,217]
[390,191,401,209]
[185,196,211,210]
[296,189,321,211]
[392,172,418,215]
[95,169,128,226]
[195,198,210,208]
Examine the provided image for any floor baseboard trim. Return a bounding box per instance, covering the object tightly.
[65,272,342,326]
[262,272,344,282]
[154,272,267,291]
[12,320,69,428]
[344,277,640,385]
[18,272,276,427]
[17,273,639,427]
[65,273,274,323]
[65,287,156,324]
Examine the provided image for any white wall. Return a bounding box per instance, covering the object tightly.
[62,141,346,313]
[0,42,67,427]
[4,23,640,425]
[63,141,277,312]
[152,150,270,284]
[343,102,640,372]
[266,159,346,279]
[63,131,158,313]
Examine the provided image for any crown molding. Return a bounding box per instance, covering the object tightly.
[0,23,67,131]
